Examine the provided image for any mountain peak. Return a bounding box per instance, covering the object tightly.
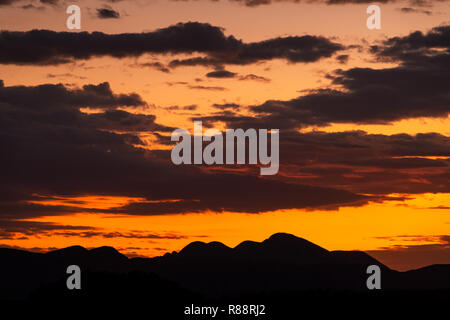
[267,232,303,241]
[263,233,328,250]
[90,246,122,255]
[46,245,88,257]
[179,241,232,258]
[89,246,128,262]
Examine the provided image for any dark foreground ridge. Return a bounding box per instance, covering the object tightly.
[1,233,450,316]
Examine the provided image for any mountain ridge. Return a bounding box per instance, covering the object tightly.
[1,233,450,299]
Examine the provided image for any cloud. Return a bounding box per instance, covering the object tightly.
[367,235,450,271]
[0,22,343,65]
[170,0,448,7]
[0,220,96,239]
[370,25,450,67]
[0,0,59,7]
[89,180,368,214]
[188,85,227,91]
[1,0,447,9]
[164,104,198,111]
[196,25,450,130]
[238,74,271,82]
[0,217,188,240]
[206,70,237,78]
[39,0,58,5]
[275,130,450,195]
[0,80,373,221]
[46,73,87,80]
[151,125,450,196]
[97,8,121,19]
[335,54,349,64]
[205,69,270,81]
[0,244,59,253]
[52,230,187,239]
[135,62,170,73]
[397,7,433,14]
[21,4,46,10]
[212,103,241,110]
[0,81,146,110]
[202,66,449,128]
[1,27,448,221]
[169,57,219,68]
[326,0,390,3]
[0,0,18,5]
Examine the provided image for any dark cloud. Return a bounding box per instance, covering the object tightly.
[229,0,273,6]
[53,230,187,239]
[1,0,446,8]
[205,70,270,81]
[0,201,89,220]
[172,0,447,7]
[0,220,95,239]
[164,104,198,111]
[183,105,198,111]
[0,0,17,5]
[1,25,448,221]
[196,26,450,130]
[97,8,121,19]
[0,81,146,111]
[0,244,58,253]
[39,0,58,5]
[0,217,187,240]
[166,81,189,86]
[136,62,170,73]
[0,81,370,220]
[327,0,387,2]
[101,232,186,239]
[0,0,58,7]
[335,54,349,64]
[408,0,432,6]
[46,73,87,80]
[398,7,433,14]
[206,70,237,78]
[229,35,343,64]
[276,130,450,195]
[21,4,45,10]
[188,85,227,91]
[172,0,402,7]
[201,66,449,128]
[169,57,220,68]
[370,25,450,67]
[212,103,241,110]
[238,74,270,82]
[88,179,367,214]
[155,126,450,196]
[0,22,343,65]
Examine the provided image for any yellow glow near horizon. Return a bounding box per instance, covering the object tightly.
[3,193,448,268]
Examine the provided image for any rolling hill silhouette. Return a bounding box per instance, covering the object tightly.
[1,233,450,302]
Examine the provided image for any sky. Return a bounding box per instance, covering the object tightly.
[0,0,449,271]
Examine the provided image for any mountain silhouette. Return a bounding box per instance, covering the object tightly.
[233,233,332,263]
[1,233,450,301]
[46,245,129,270]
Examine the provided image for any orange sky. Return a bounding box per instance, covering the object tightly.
[0,0,449,271]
